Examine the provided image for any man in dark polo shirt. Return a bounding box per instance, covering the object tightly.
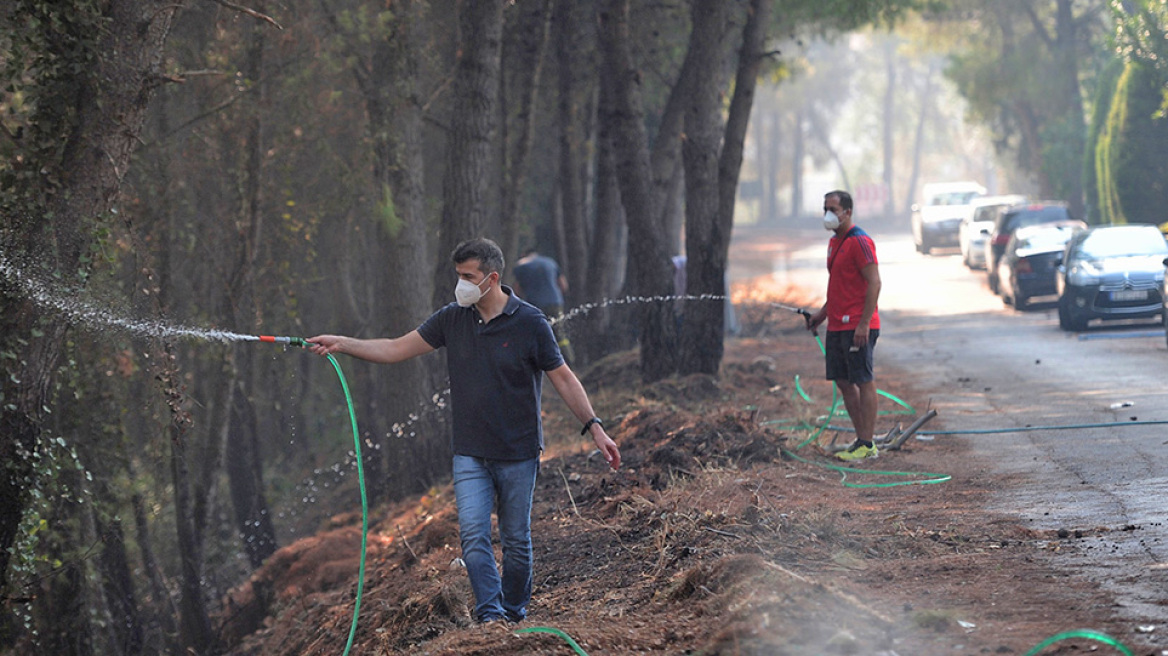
[307,237,620,625]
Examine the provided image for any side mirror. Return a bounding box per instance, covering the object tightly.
[1163,256,1168,267]
[979,228,990,236]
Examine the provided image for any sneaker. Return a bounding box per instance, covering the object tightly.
[836,442,878,461]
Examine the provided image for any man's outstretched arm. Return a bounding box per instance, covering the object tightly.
[306,330,435,364]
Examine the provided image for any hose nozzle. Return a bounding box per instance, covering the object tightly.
[796,309,817,336]
[258,335,311,348]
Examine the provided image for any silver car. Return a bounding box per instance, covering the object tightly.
[1056,224,1168,331]
[960,194,1027,269]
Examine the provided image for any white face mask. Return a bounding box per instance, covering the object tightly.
[455,275,492,307]
[823,210,841,231]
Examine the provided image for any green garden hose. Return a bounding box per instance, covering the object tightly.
[324,353,369,656]
[785,334,947,486]
[781,447,951,488]
[515,626,591,655]
[1023,629,1132,655]
[259,338,368,655]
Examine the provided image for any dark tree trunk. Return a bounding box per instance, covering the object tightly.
[163,348,216,654]
[0,0,182,592]
[577,58,632,366]
[597,0,677,383]
[679,0,732,376]
[227,369,278,568]
[369,0,442,500]
[500,0,553,268]
[662,162,685,257]
[42,538,94,655]
[554,0,589,306]
[129,461,180,651]
[587,75,625,306]
[433,0,505,309]
[97,516,145,655]
[681,0,768,376]
[225,14,278,569]
[1053,0,1086,218]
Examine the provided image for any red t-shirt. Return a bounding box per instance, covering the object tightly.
[825,226,880,332]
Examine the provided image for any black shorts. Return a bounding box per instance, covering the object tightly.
[825,329,879,385]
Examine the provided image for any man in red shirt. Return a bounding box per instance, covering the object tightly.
[806,190,883,461]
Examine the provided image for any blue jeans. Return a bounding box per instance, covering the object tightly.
[452,455,539,622]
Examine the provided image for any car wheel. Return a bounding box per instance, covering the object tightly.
[1014,293,1029,311]
[988,270,999,294]
[1058,295,1087,331]
[1058,299,1071,330]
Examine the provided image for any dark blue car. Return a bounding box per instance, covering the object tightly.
[997,221,1086,310]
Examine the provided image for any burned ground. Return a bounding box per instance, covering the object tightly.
[217,299,1148,655]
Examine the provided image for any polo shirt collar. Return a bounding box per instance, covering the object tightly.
[500,285,522,316]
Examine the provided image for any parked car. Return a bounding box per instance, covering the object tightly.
[960,194,1027,269]
[911,181,986,254]
[1056,224,1168,331]
[985,201,1076,294]
[1164,254,1168,349]
[996,221,1086,310]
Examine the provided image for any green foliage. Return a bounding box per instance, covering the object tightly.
[1095,61,1168,225]
[0,0,108,216]
[3,431,89,596]
[1084,57,1125,224]
[1111,0,1168,81]
[777,0,939,34]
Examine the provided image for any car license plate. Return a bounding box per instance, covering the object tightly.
[1111,290,1148,301]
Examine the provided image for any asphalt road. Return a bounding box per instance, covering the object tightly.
[757,224,1168,625]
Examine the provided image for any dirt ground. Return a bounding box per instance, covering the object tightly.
[216,223,1155,655]
[216,275,1155,655]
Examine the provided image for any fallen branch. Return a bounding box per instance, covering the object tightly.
[703,527,741,540]
[875,424,901,445]
[887,409,939,451]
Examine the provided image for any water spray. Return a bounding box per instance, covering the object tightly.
[765,300,816,334]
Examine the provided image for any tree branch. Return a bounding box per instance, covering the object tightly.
[1020,1,1053,50]
[204,0,283,30]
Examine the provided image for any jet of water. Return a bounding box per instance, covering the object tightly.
[0,251,257,343]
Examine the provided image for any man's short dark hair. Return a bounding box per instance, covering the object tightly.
[452,238,505,274]
[825,190,853,211]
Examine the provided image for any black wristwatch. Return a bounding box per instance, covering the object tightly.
[581,417,604,435]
